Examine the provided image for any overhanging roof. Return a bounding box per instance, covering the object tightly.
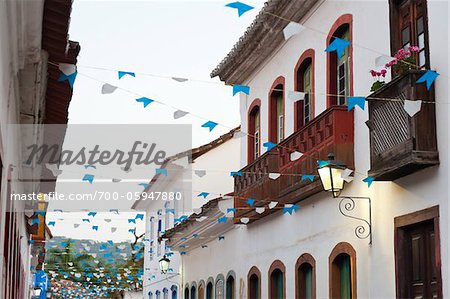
[210,0,319,84]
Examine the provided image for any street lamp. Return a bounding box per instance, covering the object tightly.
[317,153,346,198]
[159,255,170,274]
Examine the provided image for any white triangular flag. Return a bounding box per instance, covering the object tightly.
[101,83,117,94]
[269,173,281,180]
[194,170,207,177]
[269,201,278,209]
[111,227,117,233]
[59,63,76,76]
[240,217,250,224]
[344,176,354,183]
[375,55,394,67]
[174,110,189,119]
[104,219,111,223]
[288,91,305,102]
[283,22,305,40]
[341,168,353,180]
[403,100,422,117]
[233,130,246,139]
[255,207,265,214]
[290,151,303,161]
[172,77,188,82]
[73,223,80,228]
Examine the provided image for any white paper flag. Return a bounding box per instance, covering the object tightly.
[290,151,303,161]
[269,201,278,209]
[194,170,207,177]
[240,217,250,224]
[255,207,265,214]
[288,91,306,102]
[174,110,189,119]
[269,173,281,180]
[283,22,305,40]
[101,83,118,94]
[403,100,422,117]
[59,63,76,75]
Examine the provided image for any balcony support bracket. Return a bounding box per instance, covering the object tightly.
[338,196,372,245]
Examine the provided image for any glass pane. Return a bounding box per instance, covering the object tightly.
[418,33,425,49]
[402,27,410,46]
[412,236,421,281]
[430,232,436,278]
[419,50,426,67]
[416,16,424,34]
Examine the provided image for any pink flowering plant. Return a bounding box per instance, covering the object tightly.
[369,46,420,92]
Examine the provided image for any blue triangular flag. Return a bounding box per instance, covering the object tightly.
[317,160,330,168]
[363,176,375,187]
[263,142,277,151]
[58,71,77,88]
[232,85,250,96]
[245,198,255,207]
[155,168,168,176]
[118,71,135,79]
[48,221,56,226]
[230,171,243,177]
[197,192,209,199]
[92,226,99,231]
[201,121,218,132]
[301,174,315,182]
[225,1,254,16]
[82,174,94,184]
[348,97,366,111]
[135,213,144,221]
[88,211,97,217]
[416,70,439,90]
[135,97,154,108]
[325,38,351,58]
[218,217,228,223]
[128,218,136,224]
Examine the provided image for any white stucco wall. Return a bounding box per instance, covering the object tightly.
[180,1,449,298]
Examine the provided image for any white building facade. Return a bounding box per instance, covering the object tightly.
[134,128,241,299]
[165,0,449,298]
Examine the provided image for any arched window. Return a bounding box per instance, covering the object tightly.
[149,291,153,299]
[329,242,356,299]
[269,76,285,144]
[163,288,169,299]
[206,281,213,299]
[295,49,315,131]
[269,260,286,299]
[215,274,225,299]
[248,99,261,163]
[296,254,316,299]
[184,285,190,299]
[191,284,196,299]
[327,15,353,107]
[198,281,205,299]
[226,272,235,299]
[171,285,178,299]
[156,290,161,299]
[247,266,261,299]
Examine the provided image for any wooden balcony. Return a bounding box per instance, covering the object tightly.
[367,70,439,181]
[234,106,354,224]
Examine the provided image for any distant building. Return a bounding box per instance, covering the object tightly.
[164,0,448,298]
[133,128,240,299]
[0,0,79,298]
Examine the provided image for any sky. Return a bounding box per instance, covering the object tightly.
[46,0,266,242]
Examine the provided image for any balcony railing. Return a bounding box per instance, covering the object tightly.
[367,70,439,180]
[234,106,354,224]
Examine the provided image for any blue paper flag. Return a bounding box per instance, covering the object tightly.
[135,213,144,221]
[230,171,243,177]
[348,97,366,111]
[92,226,99,231]
[107,240,114,246]
[317,160,330,168]
[416,70,439,90]
[31,218,40,225]
[84,164,96,169]
[128,228,136,233]
[225,1,254,16]
[155,168,168,176]
[82,174,94,184]
[325,37,351,58]
[301,174,315,182]
[118,71,136,79]
[58,71,77,88]
[282,204,299,215]
[48,221,56,226]
[218,236,225,241]
[174,215,188,223]
[166,208,175,215]
[363,176,375,187]
[128,219,136,224]
[245,198,255,207]
[232,85,250,96]
[197,192,209,199]
[138,183,149,189]
[218,217,228,223]
[193,233,199,238]
[82,218,90,223]
[227,208,236,213]
[88,211,97,217]
[36,210,46,216]
[180,251,187,255]
[136,97,154,108]
[263,142,277,151]
[201,121,218,132]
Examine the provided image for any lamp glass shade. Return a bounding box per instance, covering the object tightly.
[33,288,42,296]
[159,256,170,273]
[318,165,345,197]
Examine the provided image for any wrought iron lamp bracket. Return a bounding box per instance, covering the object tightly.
[337,196,372,245]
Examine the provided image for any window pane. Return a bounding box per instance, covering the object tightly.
[402,27,410,46]
[305,266,313,299]
[419,50,426,67]
[418,33,425,49]
[340,256,352,299]
[416,16,424,34]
